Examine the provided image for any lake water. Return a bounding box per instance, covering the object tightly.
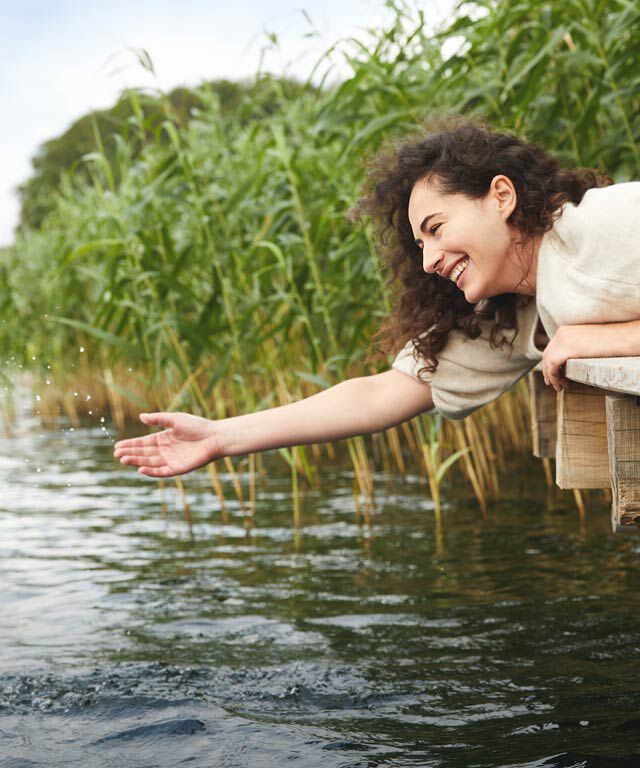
[1,395,640,767]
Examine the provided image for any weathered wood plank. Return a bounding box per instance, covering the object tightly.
[556,381,610,489]
[606,393,640,532]
[529,371,557,458]
[566,357,640,397]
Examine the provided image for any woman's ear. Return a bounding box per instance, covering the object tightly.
[489,174,517,219]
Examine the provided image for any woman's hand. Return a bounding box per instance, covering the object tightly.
[113,412,222,477]
[541,326,572,392]
[541,325,593,392]
[542,319,640,392]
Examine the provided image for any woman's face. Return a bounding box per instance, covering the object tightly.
[408,175,536,302]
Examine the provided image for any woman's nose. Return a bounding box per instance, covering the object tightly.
[422,247,444,275]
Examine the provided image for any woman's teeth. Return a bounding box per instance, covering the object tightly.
[451,257,469,284]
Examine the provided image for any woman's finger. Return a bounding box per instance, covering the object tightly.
[114,433,163,450]
[549,366,563,392]
[119,454,166,468]
[138,465,177,478]
[140,412,175,428]
[114,445,161,457]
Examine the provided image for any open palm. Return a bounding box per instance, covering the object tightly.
[113,412,221,477]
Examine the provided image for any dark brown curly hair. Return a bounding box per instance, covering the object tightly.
[355,116,611,376]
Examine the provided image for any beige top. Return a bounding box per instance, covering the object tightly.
[392,182,640,420]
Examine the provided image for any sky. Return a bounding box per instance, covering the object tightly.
[0,0,454,246]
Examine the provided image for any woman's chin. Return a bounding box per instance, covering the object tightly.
[460,282,481,303]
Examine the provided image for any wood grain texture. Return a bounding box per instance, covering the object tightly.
[566,357,640,396]
[606,394,640,531]
[529,371,557,458]
[556,381,610,489]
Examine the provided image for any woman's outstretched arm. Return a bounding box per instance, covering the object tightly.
[113,369,434,477]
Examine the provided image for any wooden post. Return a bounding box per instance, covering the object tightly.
[556,381,610,489]
[529,370,557,458]
[606,394,640,532]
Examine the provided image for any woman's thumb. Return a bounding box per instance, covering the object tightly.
[140,412,173,428]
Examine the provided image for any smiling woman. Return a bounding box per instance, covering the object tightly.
[353,116,640,412]
[114,115,640,479]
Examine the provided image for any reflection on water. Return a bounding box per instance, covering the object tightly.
[1,395,640,767]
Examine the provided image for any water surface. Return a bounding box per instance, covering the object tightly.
[1,398,640,767]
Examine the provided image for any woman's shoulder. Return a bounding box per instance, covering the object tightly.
[555,181,640,244]
[536,181,640,335]
[544,181,640,275]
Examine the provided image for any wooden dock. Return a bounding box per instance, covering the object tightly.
[529,358,640,532]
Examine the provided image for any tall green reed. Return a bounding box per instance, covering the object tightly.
[2,0,637,514]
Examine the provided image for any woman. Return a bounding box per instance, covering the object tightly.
[114,117,640,478]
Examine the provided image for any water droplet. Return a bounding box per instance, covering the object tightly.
[86,394,92,401]
[88,410,93,415]
[79,346,85,353]
[99,417,105,423]
[73,392,78,397]
[35,395,41,402]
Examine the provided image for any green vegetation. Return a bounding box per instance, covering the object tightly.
[2,0,638,512]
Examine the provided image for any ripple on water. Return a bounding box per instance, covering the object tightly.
[2,417,640,766]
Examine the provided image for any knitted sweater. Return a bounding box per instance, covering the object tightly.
[392,182,640,420]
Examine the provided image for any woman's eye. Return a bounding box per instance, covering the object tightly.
[430,223,442,235]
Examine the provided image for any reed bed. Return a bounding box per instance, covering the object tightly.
[2,0,638,516]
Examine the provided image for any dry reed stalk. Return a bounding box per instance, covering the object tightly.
[249,452,257,520]
[499,396,523,454]
[374,432,394,485]
[453,421,488,516]
[468,416,499,497]
[347,438,367,503]
[355,435,375,510]
[158,478,169,521]
[483,403,506,467]
[207,462,228,521]
[477,412,501,496]
[421,441,441,518]
[223,455,247,517]
[352,476,361,525]
[174,476,193,527]
[385,427,406,475]
[324,442,337,461]
[62,392,81,428]
[291,446,301,528]
[401,420,422,465]
[573,488,587,521]
[463,419,490,500]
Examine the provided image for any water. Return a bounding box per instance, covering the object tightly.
[1,400,640,766]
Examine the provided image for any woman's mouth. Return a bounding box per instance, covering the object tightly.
[450,257,469,285]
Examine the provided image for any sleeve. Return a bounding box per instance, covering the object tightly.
[392,300,540,421]
[536,182,640,335]
[556,183,640,287]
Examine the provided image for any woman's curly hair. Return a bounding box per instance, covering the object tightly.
[355,115,611,376]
